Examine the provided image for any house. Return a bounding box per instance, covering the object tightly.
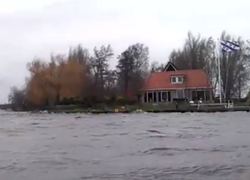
[141,62,213,103]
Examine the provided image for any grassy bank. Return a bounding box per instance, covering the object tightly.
[48,103,250,114]
[49,103,176,113]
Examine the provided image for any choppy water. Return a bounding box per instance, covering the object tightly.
[0,110,250,180]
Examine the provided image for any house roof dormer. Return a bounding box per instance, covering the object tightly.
[170,75,184,84]
[163,62,178,72]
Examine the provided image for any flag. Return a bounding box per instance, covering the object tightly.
[220,40,240,52]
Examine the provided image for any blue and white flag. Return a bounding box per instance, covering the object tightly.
[220,40,240,52]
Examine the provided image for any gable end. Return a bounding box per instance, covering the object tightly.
[163,62,178,71]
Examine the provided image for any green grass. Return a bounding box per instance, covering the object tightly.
[51,108,87,113]
[49,103,179,113]
[47,102,250,114]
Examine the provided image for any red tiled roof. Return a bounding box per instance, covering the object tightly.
[141,69,211,90]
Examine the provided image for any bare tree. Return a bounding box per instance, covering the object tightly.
[89,45,114,97]
[169,31,217,93]
[116,43,149,96]
[8,86,26,111]
[150,61,165,72]
[219,31,250,99]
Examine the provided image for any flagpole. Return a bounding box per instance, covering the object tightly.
[217,38,222,104]
[217,38,240,104]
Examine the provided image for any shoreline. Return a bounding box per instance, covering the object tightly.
[48,107,250,114]
[2,104,250,114]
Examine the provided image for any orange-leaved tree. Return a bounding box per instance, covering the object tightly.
[25,59,50,107]
[25,54,89,107]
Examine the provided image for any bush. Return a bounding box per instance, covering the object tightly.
[110,95,116,104]
[116,96,126,105]
[56,94,140,108]
[115,96,138,105]
[55,104,79,110]
[58,96,83,106]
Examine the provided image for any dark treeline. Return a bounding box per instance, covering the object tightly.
[7,31,250,111]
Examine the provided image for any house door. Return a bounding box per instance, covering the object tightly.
[177,90,184,98]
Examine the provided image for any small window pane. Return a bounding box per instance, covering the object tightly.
[177,76,183,83]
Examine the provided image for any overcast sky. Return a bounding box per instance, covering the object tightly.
[0,0,250,103]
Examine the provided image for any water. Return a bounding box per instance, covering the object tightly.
[0,110,250,180]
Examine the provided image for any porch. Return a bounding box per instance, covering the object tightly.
[142,88,213,103]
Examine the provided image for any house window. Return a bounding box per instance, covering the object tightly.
[153,92,157,102]
[171,76,184,84]
[171,77,177,83]
[148,92,153,102]
[177,76,183,83]
[162,92,167,101]
[158,92,162,102]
